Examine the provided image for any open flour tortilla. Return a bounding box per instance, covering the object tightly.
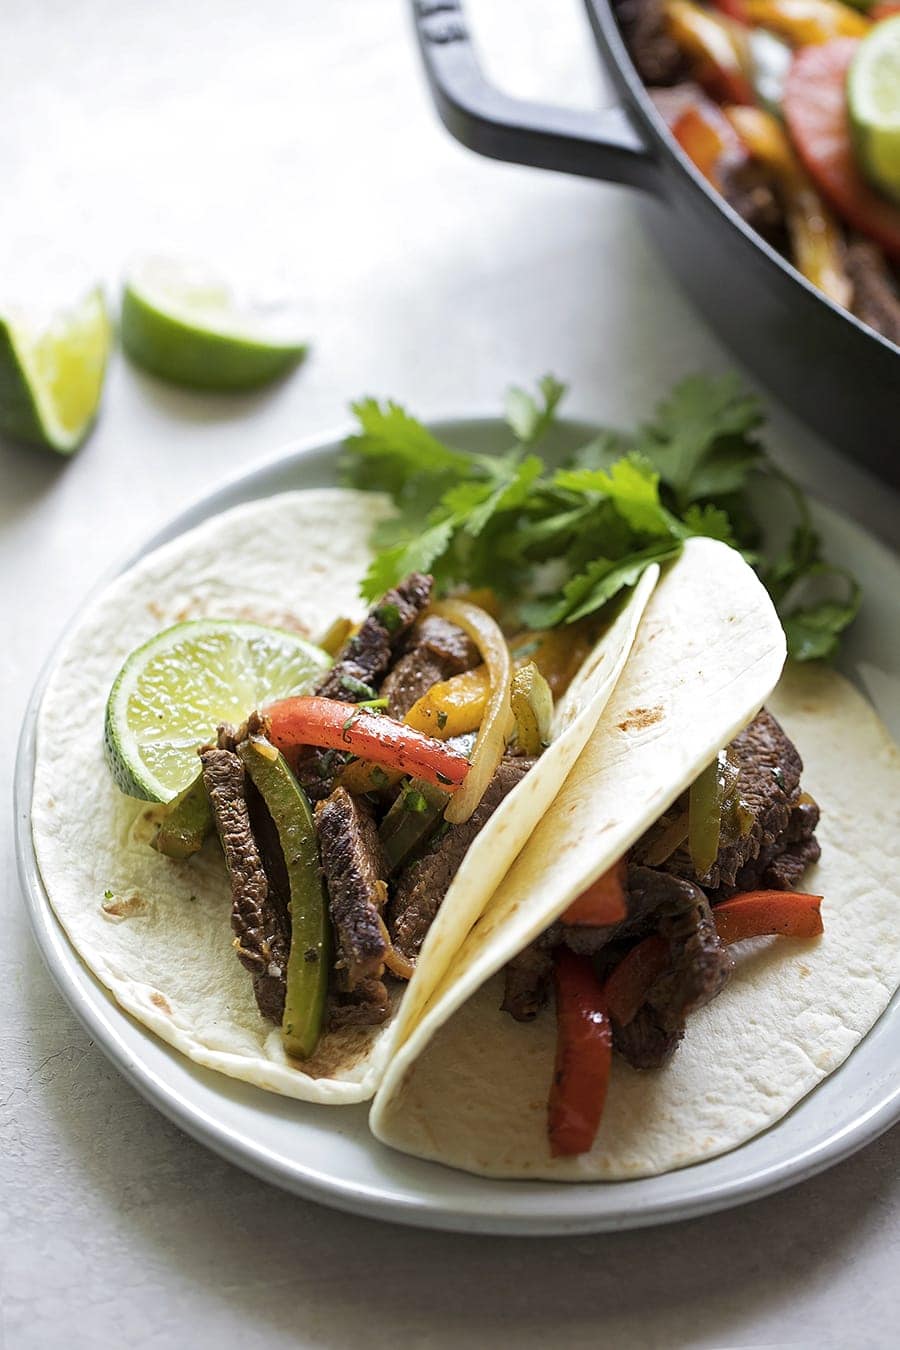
[370,593,900,1178]
[31,488,657,1104]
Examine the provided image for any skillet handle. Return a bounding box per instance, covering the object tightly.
[411,0,658,193]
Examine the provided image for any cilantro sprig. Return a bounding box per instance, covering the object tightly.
[340,375,859,660]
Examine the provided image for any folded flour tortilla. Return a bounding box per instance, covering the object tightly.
[31,488,657,1103]
[370,542,900,1177]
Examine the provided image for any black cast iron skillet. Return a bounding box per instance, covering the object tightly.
[411,0,899,484]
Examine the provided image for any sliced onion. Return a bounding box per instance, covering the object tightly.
[430,598,513,824]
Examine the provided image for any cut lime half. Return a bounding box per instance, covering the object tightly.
[104,619,331,801]
[849,16,900,206]
[0,286,111,453]
[120,257,309,391]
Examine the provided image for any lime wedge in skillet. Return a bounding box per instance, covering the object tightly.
[848,16,900,206]
[120,256,309,391]
[104,619,331,802]
[0,285,111,453]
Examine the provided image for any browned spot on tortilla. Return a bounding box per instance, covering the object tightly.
[288,1021,386,1079]
[617,705,664,733]
[798,963,811,977]
[150,991,172,1015]
[147,600,165,620]
[101,894,150,921]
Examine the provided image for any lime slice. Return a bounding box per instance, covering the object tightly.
[104,619,331,801]
[0,286,111,453]
[120,257,309,391]
[849,16,900,206]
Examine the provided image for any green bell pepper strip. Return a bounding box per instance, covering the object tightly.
[152,772,214,860]
[238,738,330,1059]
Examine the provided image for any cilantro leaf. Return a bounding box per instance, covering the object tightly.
[556,454,674,537]
[360,517,457,601]
[521,541,680,628]
[504,375,567,445]
[342,373,860,661]
[343,399,475,499]
[639,375,764,509]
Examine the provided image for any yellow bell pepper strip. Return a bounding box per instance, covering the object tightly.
[509,624,595,699]
[744,0,870,44]
[317,615,354,657]
[404,664,491,740]
[265,696,470,793]
[726,104,853,306]
[509,662,553,756]
[664,0,756,104]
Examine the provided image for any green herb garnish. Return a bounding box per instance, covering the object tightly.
[340,674,378,700]
[436,709,448,731]
[340,374,859,660]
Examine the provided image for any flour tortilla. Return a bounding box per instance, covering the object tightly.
[371,577,900,1178]
[31,488,657,1104]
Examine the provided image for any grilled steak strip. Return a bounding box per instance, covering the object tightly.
[315,786,388,991]
[199,745,289,1024]
[295,572,435,800]
[614,0,689,85]
[501,944,554,1022]
[314,572,433,702]
[380,614,478,719]
[389,757,534,962]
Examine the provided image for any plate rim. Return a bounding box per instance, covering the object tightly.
[14,416,900,1236]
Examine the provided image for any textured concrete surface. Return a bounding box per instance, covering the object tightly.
[2,2,898,1347]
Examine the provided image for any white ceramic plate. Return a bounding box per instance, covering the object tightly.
[15,418,900,1235]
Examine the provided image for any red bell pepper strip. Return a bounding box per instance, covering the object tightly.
[562,858,628,927]
[872,2,900,19]
[672,100,750,191]
[711,0,750,21]
[603,889,825,1028]
[548,949,613,1158]
[712,889,824,943]
[603,935,669,1027]
[784,40,900,260]
[265,696,470,793]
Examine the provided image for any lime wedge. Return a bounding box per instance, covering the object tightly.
[104,619,331,801]
[0,286,111,453]
[120,257,309,391]
[849,16,900,206]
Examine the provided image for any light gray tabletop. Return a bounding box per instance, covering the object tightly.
[2,2,898,1347]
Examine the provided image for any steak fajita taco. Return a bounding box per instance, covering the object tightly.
[31,487,667,1103]
[370,540,900,1178]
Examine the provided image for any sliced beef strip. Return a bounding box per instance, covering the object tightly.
[380,615,478,719]
[664,709,809,893]
[315,786,389,992]
[200,744,289,1024]
[614,0,689,86]
[314,572,433,702]
[846,238,900,347]
[613,1005,683,1070]
[719,159,786,248]
[501,945,554,1023]
[294,573,434,799]
[615,887,733,1070]
[389,757,534,961]
[725,796,821,896]
[501,865,703,1019]
[329,976,391,1030]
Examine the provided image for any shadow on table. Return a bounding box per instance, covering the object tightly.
[22,955,898,1350]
